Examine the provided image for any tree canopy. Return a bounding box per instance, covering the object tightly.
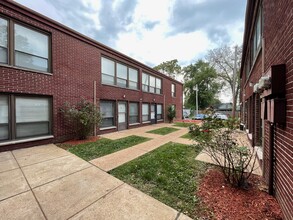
[153,59,181,78]
[206,45,242,117]
[183,60,221,110]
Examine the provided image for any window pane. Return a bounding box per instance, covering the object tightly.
[0,125,8,140]
[117,78,127,88]
[16,97,49,123]
[142,85,149,92]
[129,103,138,116]
[0,18,8,64]
[142,73,149,85]
[157,114,162,120]
[100,102,114,117]
[0,47,8,63]
[156,88,161,94]
[256,13,261,48]
[149,87,155,93]
[0,18,8,48]
[156,78,161,89]
[15,24,48,58]
[117,63,127,79]
[102,74,114,85]
[101,57,114,76]
[129,81,138,90]
[129,68,138,82]
[129,116,138,124]
[0,95,8,123]
[142,115,149,121]
[157,104,162,114]
[101,118,114,128]
[15,51,48,72]
[16,122,49,138]
[150,76,156,87]
[142,104,149,115]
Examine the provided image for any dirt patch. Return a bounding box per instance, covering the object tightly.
[62,136,100,146]
[197,169,283,220]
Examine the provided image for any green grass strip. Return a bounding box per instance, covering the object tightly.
[146,127,179,135]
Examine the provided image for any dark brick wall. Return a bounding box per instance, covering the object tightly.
[241,0,293,218]
[0,1,183,149]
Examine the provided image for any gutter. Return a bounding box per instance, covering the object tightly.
[268,122,275,195]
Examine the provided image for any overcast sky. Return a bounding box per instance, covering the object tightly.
[15,0,246,68]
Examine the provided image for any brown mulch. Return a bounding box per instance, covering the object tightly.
[62,136,100,146]
[197,169,283,220]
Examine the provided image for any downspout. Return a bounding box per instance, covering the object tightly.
[268,122,274,195]
[93,81,97,136]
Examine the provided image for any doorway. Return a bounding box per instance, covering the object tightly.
[118,102,127,130]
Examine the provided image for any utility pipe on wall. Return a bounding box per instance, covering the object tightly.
[268,122,275,195]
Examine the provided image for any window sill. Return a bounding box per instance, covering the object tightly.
[157,119,164,122]
[142,91,163,96]
[0,63,53,76]
[129,123,140,126]
[142,121,151,124]
[101,83,139,92]
[99,126,117,131]
[0,135,54,147]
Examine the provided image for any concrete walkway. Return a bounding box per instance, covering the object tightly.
[90,123,193,171]
[0,142,192,220]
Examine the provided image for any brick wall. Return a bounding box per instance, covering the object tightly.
[0,1,183,149]
[241,0,293,218]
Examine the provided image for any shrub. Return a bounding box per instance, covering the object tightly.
[167,105,176,123]
[60,98,102,140]
[190,110,256,188]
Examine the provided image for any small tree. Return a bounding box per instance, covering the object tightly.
[190,111,256,188]
[167,105,176,123]
[60,98,102,140]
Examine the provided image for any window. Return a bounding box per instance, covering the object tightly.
[101,57,138,89]
[142,103,149,122]
[142,73,149,92]
[0,18,8,64]
[129,68,138,89]
[156,78,161,94]
[100,101,115,128]
[142,72,162,94]
[157,104,163,120]
[101,57,115,85]
[249,8,262,68]
[116,63,127,88]
[171,84,176,97]
[14,24,49,72]
[0,94,52,142]
[149,76,156,93]
[0,95,9,140]
[15,97,50,138]
[0,16,50,72]
[129,103,139,124]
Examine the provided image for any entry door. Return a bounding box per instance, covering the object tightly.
[118,102,127,130]
[150,104,156,124]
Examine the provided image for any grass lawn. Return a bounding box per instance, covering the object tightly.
[110,142,210,219]
[58,135,151,161]
[181,132,193,139]
[146,127,179,135]
[172,122,196,127]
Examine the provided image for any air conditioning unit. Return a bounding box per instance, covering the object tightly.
[253,83,263,93]
[258,76,271,90]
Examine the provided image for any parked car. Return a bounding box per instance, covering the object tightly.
[193,114,206,120]
[213,113,228,120]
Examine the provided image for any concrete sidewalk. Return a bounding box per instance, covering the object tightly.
[90,123,193,171]
[0,143,192,220]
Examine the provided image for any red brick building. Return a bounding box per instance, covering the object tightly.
[0,1,183,151]
[240,0,292,218]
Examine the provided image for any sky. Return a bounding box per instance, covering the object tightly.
[14,0,247,102]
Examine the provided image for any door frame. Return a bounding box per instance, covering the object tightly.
[118,101,127,131]
[150,104,156,124]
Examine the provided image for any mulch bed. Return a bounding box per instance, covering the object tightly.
[62,136,100,146]
[197,169,283,220]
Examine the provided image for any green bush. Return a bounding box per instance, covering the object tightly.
[60,98,102,140]
[190,110,256,188]
[167,105,176,123]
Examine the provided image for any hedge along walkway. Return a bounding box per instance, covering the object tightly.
[90,123,194,171]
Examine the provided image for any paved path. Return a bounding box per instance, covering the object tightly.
[0,142,192,220]
[90,123,193,171]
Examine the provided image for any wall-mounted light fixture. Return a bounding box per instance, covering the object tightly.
[249,82,253,87]
[153,98,156,102]
[123,94,126,99]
